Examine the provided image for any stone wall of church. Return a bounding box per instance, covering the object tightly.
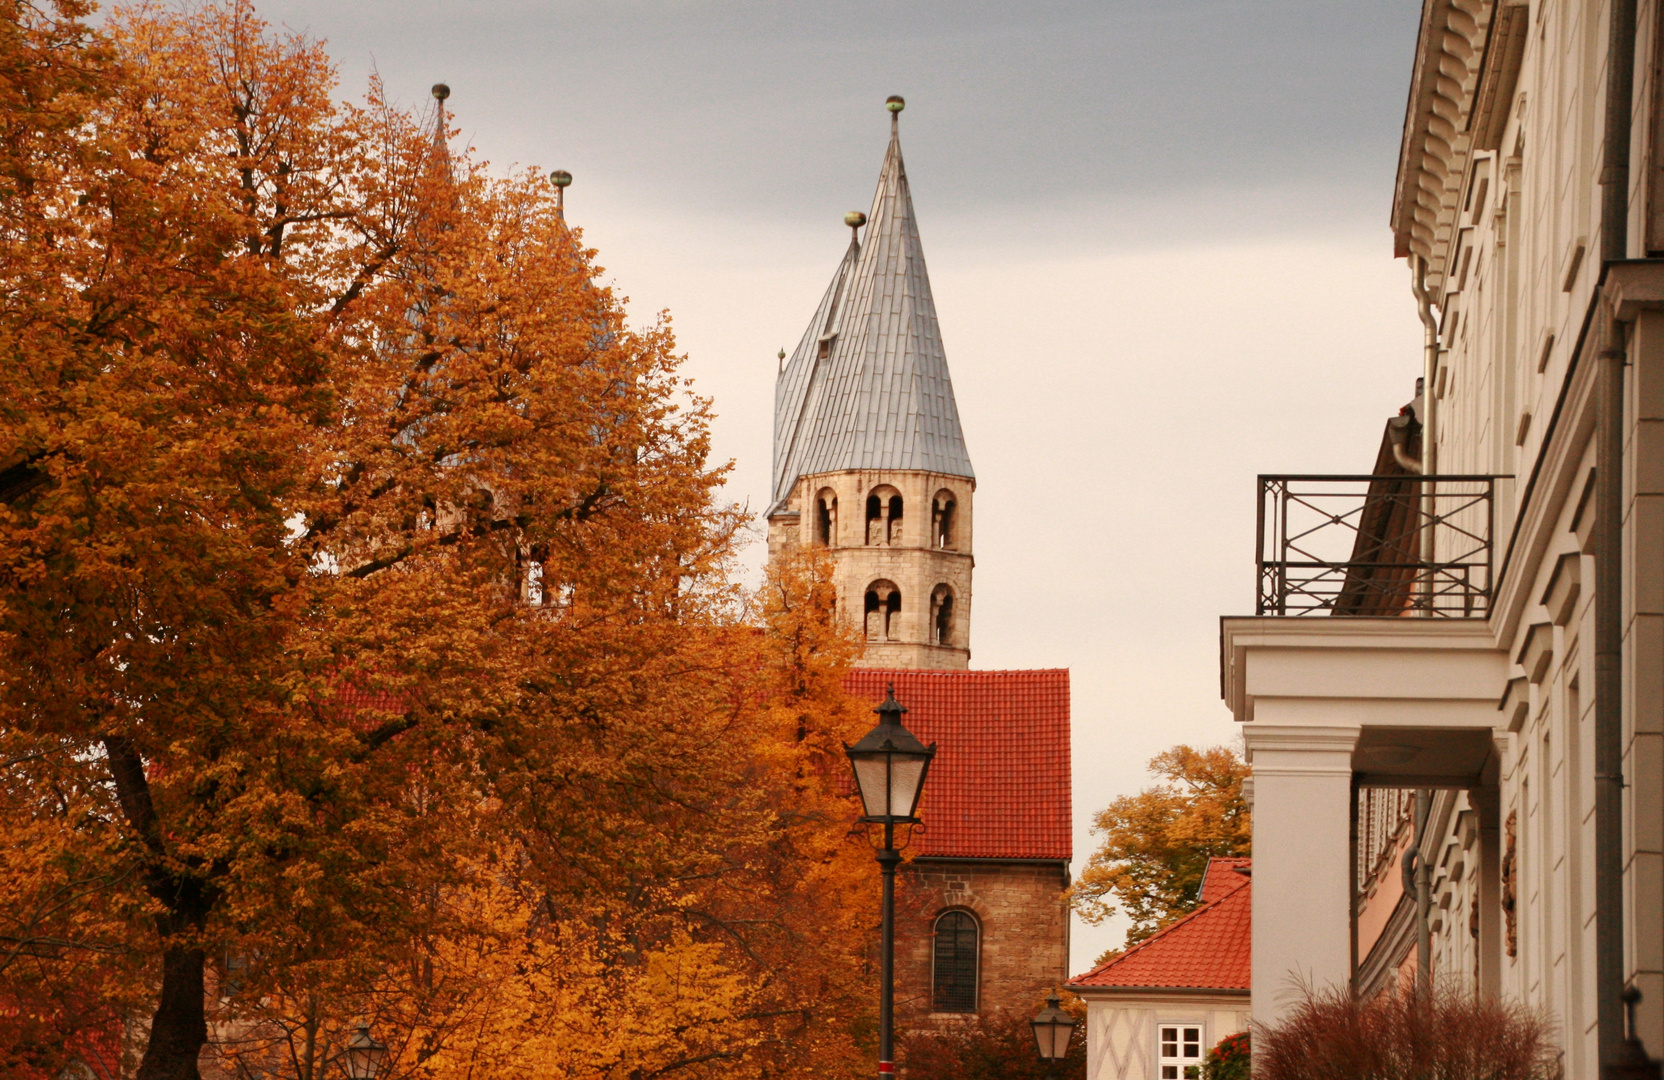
[894,858,1070,1025]
[767,468,975,670]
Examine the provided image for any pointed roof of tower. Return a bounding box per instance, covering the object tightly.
[770,101,973,513]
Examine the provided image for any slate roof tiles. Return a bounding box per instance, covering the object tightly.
[772,119,973,512]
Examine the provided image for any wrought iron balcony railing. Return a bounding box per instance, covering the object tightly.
[1257,474,1499,617]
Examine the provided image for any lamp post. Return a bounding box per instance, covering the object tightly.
[1031,993,1078,1080]
[846,685,936,1080]
[342,1022,388,1080]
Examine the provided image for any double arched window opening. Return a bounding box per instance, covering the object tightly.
[864,580,900,642]
[866,486,903,546]
[932,910,979,1013]
[930,584,955,646]
[814,488,838,547]
[932,490,957,550]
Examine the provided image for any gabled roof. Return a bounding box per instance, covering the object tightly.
[844,668,1070,861]
[771,118,973,512]
[1070,858,1251,992]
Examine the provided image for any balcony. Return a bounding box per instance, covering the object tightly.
[1256,474,1500,617]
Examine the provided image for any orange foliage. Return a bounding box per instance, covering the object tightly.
[0,2,878,1077]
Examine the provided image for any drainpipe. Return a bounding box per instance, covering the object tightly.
[1597,0,1637,1075]
[1411,256,1440,478]
[1411,258,1440,612]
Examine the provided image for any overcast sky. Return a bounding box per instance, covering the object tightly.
[246,0,1427,974]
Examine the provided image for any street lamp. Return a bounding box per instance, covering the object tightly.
[846,684,936,1080]
[343,1022,388,1080]
[1031,993,1077,1078]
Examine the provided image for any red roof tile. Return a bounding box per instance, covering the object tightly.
[1069,858,1251,991]
[843,669,1071,861]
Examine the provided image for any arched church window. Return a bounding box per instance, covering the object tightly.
[815,489,838,547]
[864,580,901,642]
[932,910,979,1013]
[931,585,954,646]
[932,490,957,549]
[866,486,902,546]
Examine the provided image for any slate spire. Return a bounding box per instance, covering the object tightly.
[771,100,974,513]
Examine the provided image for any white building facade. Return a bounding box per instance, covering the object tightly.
[1220,0,1664,1075]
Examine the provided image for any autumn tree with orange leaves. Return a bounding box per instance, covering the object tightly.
[0,3,879,1078]
[1066,745,1250,954]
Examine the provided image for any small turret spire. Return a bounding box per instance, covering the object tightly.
[551,170,573,218]
[431,83,450,152]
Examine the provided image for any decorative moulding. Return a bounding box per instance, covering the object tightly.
[1514,621,1553,684]
[1498,675,1529,732]
[1541,551,1581,626]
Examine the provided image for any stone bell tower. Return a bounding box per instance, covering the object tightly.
[767,96,975,670]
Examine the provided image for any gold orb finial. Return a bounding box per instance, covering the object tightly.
[885,95,905,113]
[551,170,573,188]
[844,211,867,229]
[432,83,451,101]
[777,348,787,361]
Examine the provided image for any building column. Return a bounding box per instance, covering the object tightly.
[1243,724,1360,1026]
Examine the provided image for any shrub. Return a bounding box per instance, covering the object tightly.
[899,1007,1087,1080]
[1255,985,1557,1080]
[1202,1031,1250,1080]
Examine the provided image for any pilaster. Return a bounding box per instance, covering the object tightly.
[1244,725,1360,1024]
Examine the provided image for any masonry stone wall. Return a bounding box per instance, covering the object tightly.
[767,468,975,670]
[893,859,1070,1025]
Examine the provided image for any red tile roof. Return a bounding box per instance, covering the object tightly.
[1069,858,1251,991]
[843,669,1071,861]
[1198,857,1252,903]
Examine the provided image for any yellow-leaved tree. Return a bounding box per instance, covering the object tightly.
[1066,745,1250,955]
[0,2,879,1077]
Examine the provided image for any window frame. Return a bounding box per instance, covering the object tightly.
[930,908,980,1014]
[1155,1020,1205,1080]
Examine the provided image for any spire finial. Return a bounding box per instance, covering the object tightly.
[777,347,786,373]
[886,94,904,136]
[844,210,867,244]
[551,170,572,217]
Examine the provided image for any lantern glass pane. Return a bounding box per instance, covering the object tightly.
[889,756,927,817]
[852,755,891,817]
[1048,1021,1072,1059]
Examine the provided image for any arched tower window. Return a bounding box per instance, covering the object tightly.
[866,485,902,546]
[932,490,957,549]
[932,910,979,1013]
[931,585,955,646]
[814,488,838,547]
[864,580,901,641]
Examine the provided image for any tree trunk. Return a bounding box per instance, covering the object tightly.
[104,736,214,1080]
[135,944,208,1080]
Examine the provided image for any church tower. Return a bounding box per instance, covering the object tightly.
[767,97,975,670]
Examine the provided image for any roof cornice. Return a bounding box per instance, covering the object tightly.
[1391,0,1527,285]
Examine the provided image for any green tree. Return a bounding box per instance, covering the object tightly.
[1067,745,1250,951]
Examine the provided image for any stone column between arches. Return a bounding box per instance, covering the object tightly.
[1242,724,1360,1026]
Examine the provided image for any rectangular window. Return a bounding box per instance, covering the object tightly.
[1158,1024,1203,1080]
